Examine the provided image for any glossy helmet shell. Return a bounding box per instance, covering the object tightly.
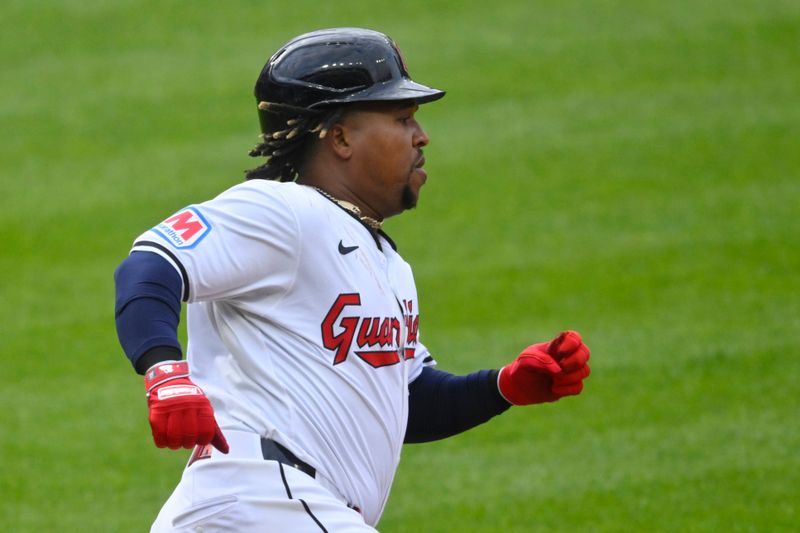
[254,28,445,133]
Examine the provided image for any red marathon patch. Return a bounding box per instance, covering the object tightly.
[153,207,211,249]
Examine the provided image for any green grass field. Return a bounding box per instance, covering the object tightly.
[2,1,798,531]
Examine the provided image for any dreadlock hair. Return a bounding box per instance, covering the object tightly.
[245,101,347,182]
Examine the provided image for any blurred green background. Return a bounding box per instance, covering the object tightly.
[2,1,798,531]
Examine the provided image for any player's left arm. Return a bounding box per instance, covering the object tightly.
[404,331,590,443]
[405,367,509,443]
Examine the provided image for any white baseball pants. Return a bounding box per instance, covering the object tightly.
[150,430,378,532]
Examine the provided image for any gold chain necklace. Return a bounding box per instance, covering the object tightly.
[313,187,383,231]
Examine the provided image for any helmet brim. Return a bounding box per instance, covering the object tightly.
[310,78,445,108]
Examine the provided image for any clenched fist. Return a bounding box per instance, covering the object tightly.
[144,360,229,453]
[498,331,591,405]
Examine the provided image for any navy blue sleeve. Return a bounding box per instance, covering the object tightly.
[114,251,184,374]
[404,366,512,443]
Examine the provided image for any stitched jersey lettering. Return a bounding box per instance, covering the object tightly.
[322,293,418,368]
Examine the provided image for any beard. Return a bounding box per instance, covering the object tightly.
[401,183,418,210]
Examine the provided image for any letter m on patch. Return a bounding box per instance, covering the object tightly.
[154,207,212,249]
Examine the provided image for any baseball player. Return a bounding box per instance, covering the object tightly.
[114,28,590,532]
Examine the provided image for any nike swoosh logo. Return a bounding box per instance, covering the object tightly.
[338,241,359,255]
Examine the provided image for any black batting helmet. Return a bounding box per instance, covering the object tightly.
[254,28,445,134]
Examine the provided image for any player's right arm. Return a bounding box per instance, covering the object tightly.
[114,181,300,453]
[114,250,183,374]
[114,250,228,453]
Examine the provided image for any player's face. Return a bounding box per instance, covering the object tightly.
[343,101,430,218]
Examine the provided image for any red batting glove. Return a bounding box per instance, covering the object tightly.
[144,361,229,453]
[498,331,591,405]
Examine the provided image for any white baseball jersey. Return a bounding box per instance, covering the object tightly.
[132,180,434,526]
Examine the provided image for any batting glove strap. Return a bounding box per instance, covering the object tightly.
[496,367,514,405]
[144,360,191,396]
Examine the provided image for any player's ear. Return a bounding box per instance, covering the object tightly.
[327,122,353,160]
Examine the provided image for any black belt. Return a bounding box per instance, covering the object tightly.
[260,438,316,479]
